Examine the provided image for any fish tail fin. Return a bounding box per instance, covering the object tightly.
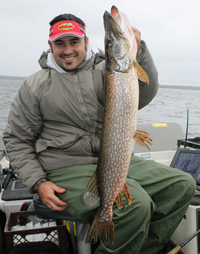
[83,169,100,207]
[85,214,114,244]
[122,182,132,205]
[134,129,153,150]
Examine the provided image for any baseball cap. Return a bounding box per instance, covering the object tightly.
[49,20,86,42]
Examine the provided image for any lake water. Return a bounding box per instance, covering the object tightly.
[0,77,200,138]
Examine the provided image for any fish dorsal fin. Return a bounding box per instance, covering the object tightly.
[134,60,149,84]
[115,192,122,209]
[122,182,132,205]
[83,169,100,207]
[115,182,132,209]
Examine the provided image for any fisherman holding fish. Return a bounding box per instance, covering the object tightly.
[3,6,195,254]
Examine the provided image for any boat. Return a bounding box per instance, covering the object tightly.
[0,122,200,254]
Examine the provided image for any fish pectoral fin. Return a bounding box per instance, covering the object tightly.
[115,192,123,209]
[134,129,153,150]
[134,60,149,85]
[122,182,132,206]
[83,169,100,207]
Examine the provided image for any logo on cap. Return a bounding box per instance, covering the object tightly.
[58,22,75,30]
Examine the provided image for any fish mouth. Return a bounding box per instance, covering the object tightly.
[103,7,124,40]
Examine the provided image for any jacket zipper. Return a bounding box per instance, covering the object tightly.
[73,74,98,151]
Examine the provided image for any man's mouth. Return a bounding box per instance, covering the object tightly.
[61,55,77,61]
[65,56,75,60]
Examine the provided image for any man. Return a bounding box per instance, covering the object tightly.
[3,13,195,254]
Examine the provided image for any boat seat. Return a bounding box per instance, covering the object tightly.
[33,194,91,254]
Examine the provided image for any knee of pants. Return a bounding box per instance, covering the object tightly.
[174,171,196,203]
[132,193,154,222]
[114,188,154,225]
[187,172,196,188]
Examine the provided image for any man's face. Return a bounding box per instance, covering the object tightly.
[48,36,88,73]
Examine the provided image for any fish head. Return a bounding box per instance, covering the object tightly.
[103,5,137,72]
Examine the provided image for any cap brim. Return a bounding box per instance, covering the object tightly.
[50,33,85,42]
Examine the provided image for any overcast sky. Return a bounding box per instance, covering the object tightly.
[0,0,199,86]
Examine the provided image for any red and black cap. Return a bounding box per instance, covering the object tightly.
[49,20,86,42]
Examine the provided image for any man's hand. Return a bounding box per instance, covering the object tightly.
[131,26,141,53]
[37,181,68,211]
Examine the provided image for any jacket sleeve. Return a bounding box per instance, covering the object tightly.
[137,40,159,109]
[3,79,47,193]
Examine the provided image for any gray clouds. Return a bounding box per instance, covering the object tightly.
[0,0,199,86]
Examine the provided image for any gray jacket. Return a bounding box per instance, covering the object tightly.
[3,41,158,193]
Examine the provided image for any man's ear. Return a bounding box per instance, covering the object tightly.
[48,40,53,53]
[85,36,89,51]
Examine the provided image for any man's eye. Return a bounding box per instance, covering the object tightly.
[55,42,64,46]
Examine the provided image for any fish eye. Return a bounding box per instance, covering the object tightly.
[106,38,113,46]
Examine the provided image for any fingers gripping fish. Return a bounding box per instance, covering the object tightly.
[83,5,152,244]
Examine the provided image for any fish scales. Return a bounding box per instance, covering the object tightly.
[83,5,151,244]
[98,73,138,203]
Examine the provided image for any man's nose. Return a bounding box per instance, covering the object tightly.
[63,45,73,55]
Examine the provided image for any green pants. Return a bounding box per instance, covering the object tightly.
[47,156,196,254]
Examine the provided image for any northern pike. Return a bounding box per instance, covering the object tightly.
[83,6,152,244]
